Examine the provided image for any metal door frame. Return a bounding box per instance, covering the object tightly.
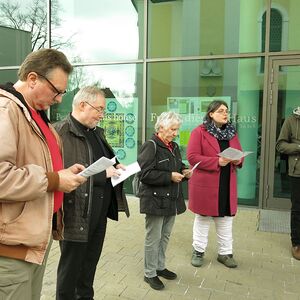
[261,55,300,209]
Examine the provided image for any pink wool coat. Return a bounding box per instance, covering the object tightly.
[187,124,242,216]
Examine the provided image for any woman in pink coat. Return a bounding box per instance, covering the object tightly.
[187,100,242,268]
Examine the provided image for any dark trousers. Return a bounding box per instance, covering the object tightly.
[290,176,300,246]
[56,216,107,300]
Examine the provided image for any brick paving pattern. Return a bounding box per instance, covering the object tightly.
[41,197,300,300]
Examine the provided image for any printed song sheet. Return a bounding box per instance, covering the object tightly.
[111,162,141,187]
[78,156,116,178]
[218,147,252,160]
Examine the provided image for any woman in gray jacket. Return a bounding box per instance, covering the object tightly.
[137,111,191,290]
[276,107,300,260]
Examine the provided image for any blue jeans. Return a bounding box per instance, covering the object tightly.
[290,176,300,246]
[144,214,175,278]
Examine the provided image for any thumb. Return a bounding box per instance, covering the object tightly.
[70,164,85,173]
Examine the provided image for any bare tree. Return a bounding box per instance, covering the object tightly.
[0,0,73,50]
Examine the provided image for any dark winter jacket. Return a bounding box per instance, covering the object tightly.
[276,113,300,177]
[53,114,129,242]
[137,134,187,216]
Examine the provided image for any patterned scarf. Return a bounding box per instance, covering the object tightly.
[204,120,236,141]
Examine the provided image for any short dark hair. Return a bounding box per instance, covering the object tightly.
[18,48,73,80]
[203,100,228,123]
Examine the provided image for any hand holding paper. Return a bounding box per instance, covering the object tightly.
[218,147,252,161]
[78,156,116,178]
[111,161,141,187]
[183,161,201,177]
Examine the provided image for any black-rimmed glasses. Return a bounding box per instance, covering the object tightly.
[36,73,66,98]
[84,101,106,114]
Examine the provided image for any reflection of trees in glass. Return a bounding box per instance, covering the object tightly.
[68,60,89,91]
[67,61,104,92]
[0,0,72,50]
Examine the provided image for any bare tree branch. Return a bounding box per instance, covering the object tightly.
[0,0,71,50]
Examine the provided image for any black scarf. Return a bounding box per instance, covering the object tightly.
[204,120,236,141]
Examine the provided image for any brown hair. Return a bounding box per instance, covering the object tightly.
[18,48,73,80]
[203,100,228,123]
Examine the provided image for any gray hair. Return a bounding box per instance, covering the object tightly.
[72,86,105,108]
[154,111,182,132]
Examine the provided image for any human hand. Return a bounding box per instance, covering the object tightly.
[116,163,126,171]
[218,157,231,167]
[171,172,184,183]
[106,166,121,178]
[182,169,192,179]
[58,164,87,193]
[231,159,242,165]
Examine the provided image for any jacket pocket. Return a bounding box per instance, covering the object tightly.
[0,200,49,246]
[158,158,170,164]
[1,202,26,224]
[152,191,171,209]
[289,156,300,175]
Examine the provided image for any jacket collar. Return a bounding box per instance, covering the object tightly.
[152,134,178,151]
[201,125,220,153]
[0,84,31,122]
[66,113,107,145]
[65,113,86,138]
[0,83,50,125]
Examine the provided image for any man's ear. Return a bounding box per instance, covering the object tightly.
[27,72,38,89]
[79,101,86,112]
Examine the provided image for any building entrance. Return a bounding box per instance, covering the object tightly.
[263,56,300,210]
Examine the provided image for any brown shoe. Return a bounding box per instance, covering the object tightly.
[291,246,300,260]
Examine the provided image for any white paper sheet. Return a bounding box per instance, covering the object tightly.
[111,161,141,187]
[184,161,201,177]
[78,156,116,178]
[218,147,252,160]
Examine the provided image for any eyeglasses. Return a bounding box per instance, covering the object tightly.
[36,73,66,98]
[215,109,229,115]
[84,101,105,114]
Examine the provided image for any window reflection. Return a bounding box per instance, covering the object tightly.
[50,64,143,195]
[148,0,267,58]
[147,58,262,206]
[52,0,142,63]
[0,0,45,66]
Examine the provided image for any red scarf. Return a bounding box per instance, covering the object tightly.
[156,134,173,152]
[30,108,63,212]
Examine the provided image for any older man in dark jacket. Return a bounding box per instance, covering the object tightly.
[54,86,129,300]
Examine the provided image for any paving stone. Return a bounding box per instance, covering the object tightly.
[184,286,211,299]
[120,286,148,299]
[144,290,172,300]
[41,198,299,299]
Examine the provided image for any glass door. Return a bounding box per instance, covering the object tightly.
[266,57,300,209]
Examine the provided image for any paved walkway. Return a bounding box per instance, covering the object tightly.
[41,197,300,300]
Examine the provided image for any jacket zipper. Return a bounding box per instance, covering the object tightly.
[85,138,93,218]
[171,144,180,199]
[158,158,170,163]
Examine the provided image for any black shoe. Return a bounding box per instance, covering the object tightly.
[144,276,165,290]
[156,268,177,280]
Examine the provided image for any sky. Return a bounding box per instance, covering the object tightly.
[53,0,140,96]
[1,0,140,96]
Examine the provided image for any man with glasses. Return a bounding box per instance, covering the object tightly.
[36,72,67,98]
[0,48,87,300]
[54,86,130,300]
